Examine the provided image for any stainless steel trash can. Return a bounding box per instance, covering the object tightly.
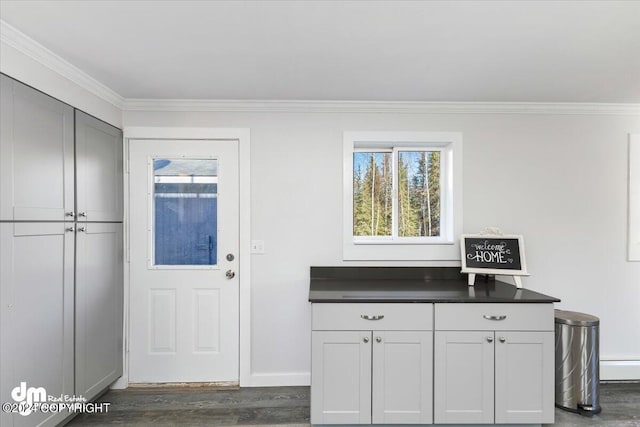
[555,309,601,415]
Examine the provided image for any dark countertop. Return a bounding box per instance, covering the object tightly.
[309,267,560,303]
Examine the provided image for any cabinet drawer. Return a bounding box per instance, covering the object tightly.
[312,303,433,331]
[435,303,553,331]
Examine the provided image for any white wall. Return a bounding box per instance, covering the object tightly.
[123,109,640,382]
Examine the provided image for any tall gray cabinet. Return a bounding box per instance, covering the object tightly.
[0,74,123,427]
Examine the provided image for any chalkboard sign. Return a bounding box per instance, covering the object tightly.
[460,234,529,286]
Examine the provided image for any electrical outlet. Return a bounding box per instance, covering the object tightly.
[251,240,265,254]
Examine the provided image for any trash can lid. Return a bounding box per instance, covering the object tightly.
[555,309,600,326]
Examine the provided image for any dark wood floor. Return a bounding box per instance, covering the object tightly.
[67,382,639,426]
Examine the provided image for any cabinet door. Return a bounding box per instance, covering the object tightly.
[311,331,372,424]
[0,223,74,427]
[75,223,123,401]
[372,331,433,424]
[434,331,494,424]
[0,75,74,221]
[494,331,554,424]
[75,110,123,222]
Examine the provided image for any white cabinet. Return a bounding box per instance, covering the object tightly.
[310,301,555,426]
[0,75,124,427]
[434,331,494,424]
[0,223,74,427]
[75,110,123,222]
[494,331,554,424]
[0,75,75,221]
[311,304,433,425]
[75,223,124,401]
[372,331,433,424]
[0,77,123,223]
[311,331,372,424]
[434,303,555,425]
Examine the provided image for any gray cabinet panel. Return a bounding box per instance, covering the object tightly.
[494,331,554,424]
[372,331,433,424]
[75,223,123,401]
[75,110,123,222]
[0,223,74,427]
[0,75,74,221]
[434,330,494,424]
[311,331,372,424]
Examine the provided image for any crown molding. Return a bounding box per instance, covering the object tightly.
[0,19,124,109]
[123,98,640,115]
[2,20,638,116]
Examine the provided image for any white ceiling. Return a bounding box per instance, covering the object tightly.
[1,0,639,103]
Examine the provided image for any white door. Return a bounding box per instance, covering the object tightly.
[129,139,239,383]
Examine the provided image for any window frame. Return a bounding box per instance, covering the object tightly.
[343,131,463,261]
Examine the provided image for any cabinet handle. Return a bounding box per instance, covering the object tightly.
[77,227,86,233]
[65,211,75,218]
[483,315,507,321]
[375,337,382,343]
[361,315,384,321]
[363,336,370,343]
[78,211,87,217]
[65,227,74,232]
[487,337,494,343]
[499,337,506,343]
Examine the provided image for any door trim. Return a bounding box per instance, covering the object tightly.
[115,127,251,388]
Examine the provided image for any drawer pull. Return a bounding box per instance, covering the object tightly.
[361,315,384,321]
[483,315,507,321]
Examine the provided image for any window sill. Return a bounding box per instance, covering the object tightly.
[353,238,455,245]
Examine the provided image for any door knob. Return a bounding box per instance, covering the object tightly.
[499,337,506,343]
[226,270,235,279]
[363,336,370,343]
[375,337,382,343]
[487,337,494,343]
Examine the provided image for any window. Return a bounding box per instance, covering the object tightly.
[153,158,218,267]
[344,132,462,261]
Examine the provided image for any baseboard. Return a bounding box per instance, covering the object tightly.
[110,376,128,390]
[600,360,640,381]
[243,372,310,387]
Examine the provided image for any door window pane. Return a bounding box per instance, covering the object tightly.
[398,151,441,237]
[353,152,392,237]
[153,159,218,266]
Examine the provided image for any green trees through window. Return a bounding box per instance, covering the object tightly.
[353,151,440,238]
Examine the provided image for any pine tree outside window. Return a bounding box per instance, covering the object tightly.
[343,132,462,261]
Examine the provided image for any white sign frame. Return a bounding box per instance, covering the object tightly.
[460,233,529,287]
